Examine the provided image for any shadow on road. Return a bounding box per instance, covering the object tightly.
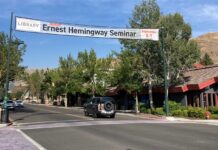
[10,107,60,122]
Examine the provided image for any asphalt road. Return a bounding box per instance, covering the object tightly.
[9,104,218,150]
[10,103,139,124]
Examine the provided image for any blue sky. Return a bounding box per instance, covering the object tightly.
[0,0,218,68]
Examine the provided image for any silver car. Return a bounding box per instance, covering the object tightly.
[14,100,24,108]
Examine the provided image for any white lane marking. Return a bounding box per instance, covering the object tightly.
[18,120,193,130]
[15,120,82,126]
[17,129,47,150]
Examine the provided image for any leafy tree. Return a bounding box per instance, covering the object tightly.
[120,0,200,110]
[57,54,79,105]
[76,49,111,97]
[55,49,112,106]
[111,49,143,112]
[0,32,26,97]
[41,69,60,100]
[24,70,44,100]
[200,53,213,66]
[120,0,161,109]
[157,13,200,85]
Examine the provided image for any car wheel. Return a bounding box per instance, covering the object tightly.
[104,101,113,111]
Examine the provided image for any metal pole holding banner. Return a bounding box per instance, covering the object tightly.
[3,12,13,123]
[160,27,169,116]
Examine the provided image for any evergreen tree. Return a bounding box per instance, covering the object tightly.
[200,53,214,66]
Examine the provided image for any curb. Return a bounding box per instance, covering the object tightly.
[0,122,12,128]
[165,117,218,126]
[117,112,164,120]
[0,124,7,128]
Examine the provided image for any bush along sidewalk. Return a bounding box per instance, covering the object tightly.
[139,101,218,119]
[208,106,218,119]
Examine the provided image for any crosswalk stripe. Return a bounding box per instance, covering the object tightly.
[17,120,192,130]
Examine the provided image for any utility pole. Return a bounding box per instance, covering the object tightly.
[3,12,13,123]
[160,27,169,116]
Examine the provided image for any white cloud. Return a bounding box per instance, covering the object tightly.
[186,4,218,21]
[202,5,218,20]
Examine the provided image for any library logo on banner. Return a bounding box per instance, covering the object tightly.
[16,17,40,32]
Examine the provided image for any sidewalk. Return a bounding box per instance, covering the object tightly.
[117,112,165,120]
[118,112,218,126]
[166,116,218,126]
[0,126,45,150]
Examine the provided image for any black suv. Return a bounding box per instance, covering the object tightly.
[84,97,116,118]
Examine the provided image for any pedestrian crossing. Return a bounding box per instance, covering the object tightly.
[15,119,190,130]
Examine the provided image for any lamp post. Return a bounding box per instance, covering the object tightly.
[160,27,169,116]
[3,12,24,123]
[3,12,13,123]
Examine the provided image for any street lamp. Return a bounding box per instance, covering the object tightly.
[2,12,24,123]
[160,27,169,116]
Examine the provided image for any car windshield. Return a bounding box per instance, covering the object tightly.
[16,100,22,103]
[7,101,13,103]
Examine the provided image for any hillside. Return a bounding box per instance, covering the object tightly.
[194,32,218,64]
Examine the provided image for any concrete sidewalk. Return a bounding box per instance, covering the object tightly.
[166,116,218,126]
[0,126,45,150]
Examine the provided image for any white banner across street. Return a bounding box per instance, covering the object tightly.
[15,17,159,41]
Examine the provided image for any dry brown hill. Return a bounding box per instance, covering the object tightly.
[194,32,218,64]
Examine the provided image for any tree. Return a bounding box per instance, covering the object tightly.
[200,53,214,66]
[120,0,200,110]
[111,49,143,112]
[76,49,111,97]
[157,13,200,85]
[58,54,77,95]
[40,69,60,102]
[120,0,161,109]
[24,70,44,100]
[0,32,26,98]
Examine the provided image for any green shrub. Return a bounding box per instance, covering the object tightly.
[145,108,152,114]
[211,114,218,119]
[152,107,165,115]
[140,107,147,113]
[182,110,188,117]
[208,106,218,114]
[187,107,205,119]
[165,100,182,112]
[197,108,205,118]
[187,108,195,118]
[139,102,146,113]
[172,110,183,117]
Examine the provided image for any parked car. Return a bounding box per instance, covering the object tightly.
[0,100,3,107]
[14,100,24,108]
[7,100,15,110]
[84,97,116,118]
